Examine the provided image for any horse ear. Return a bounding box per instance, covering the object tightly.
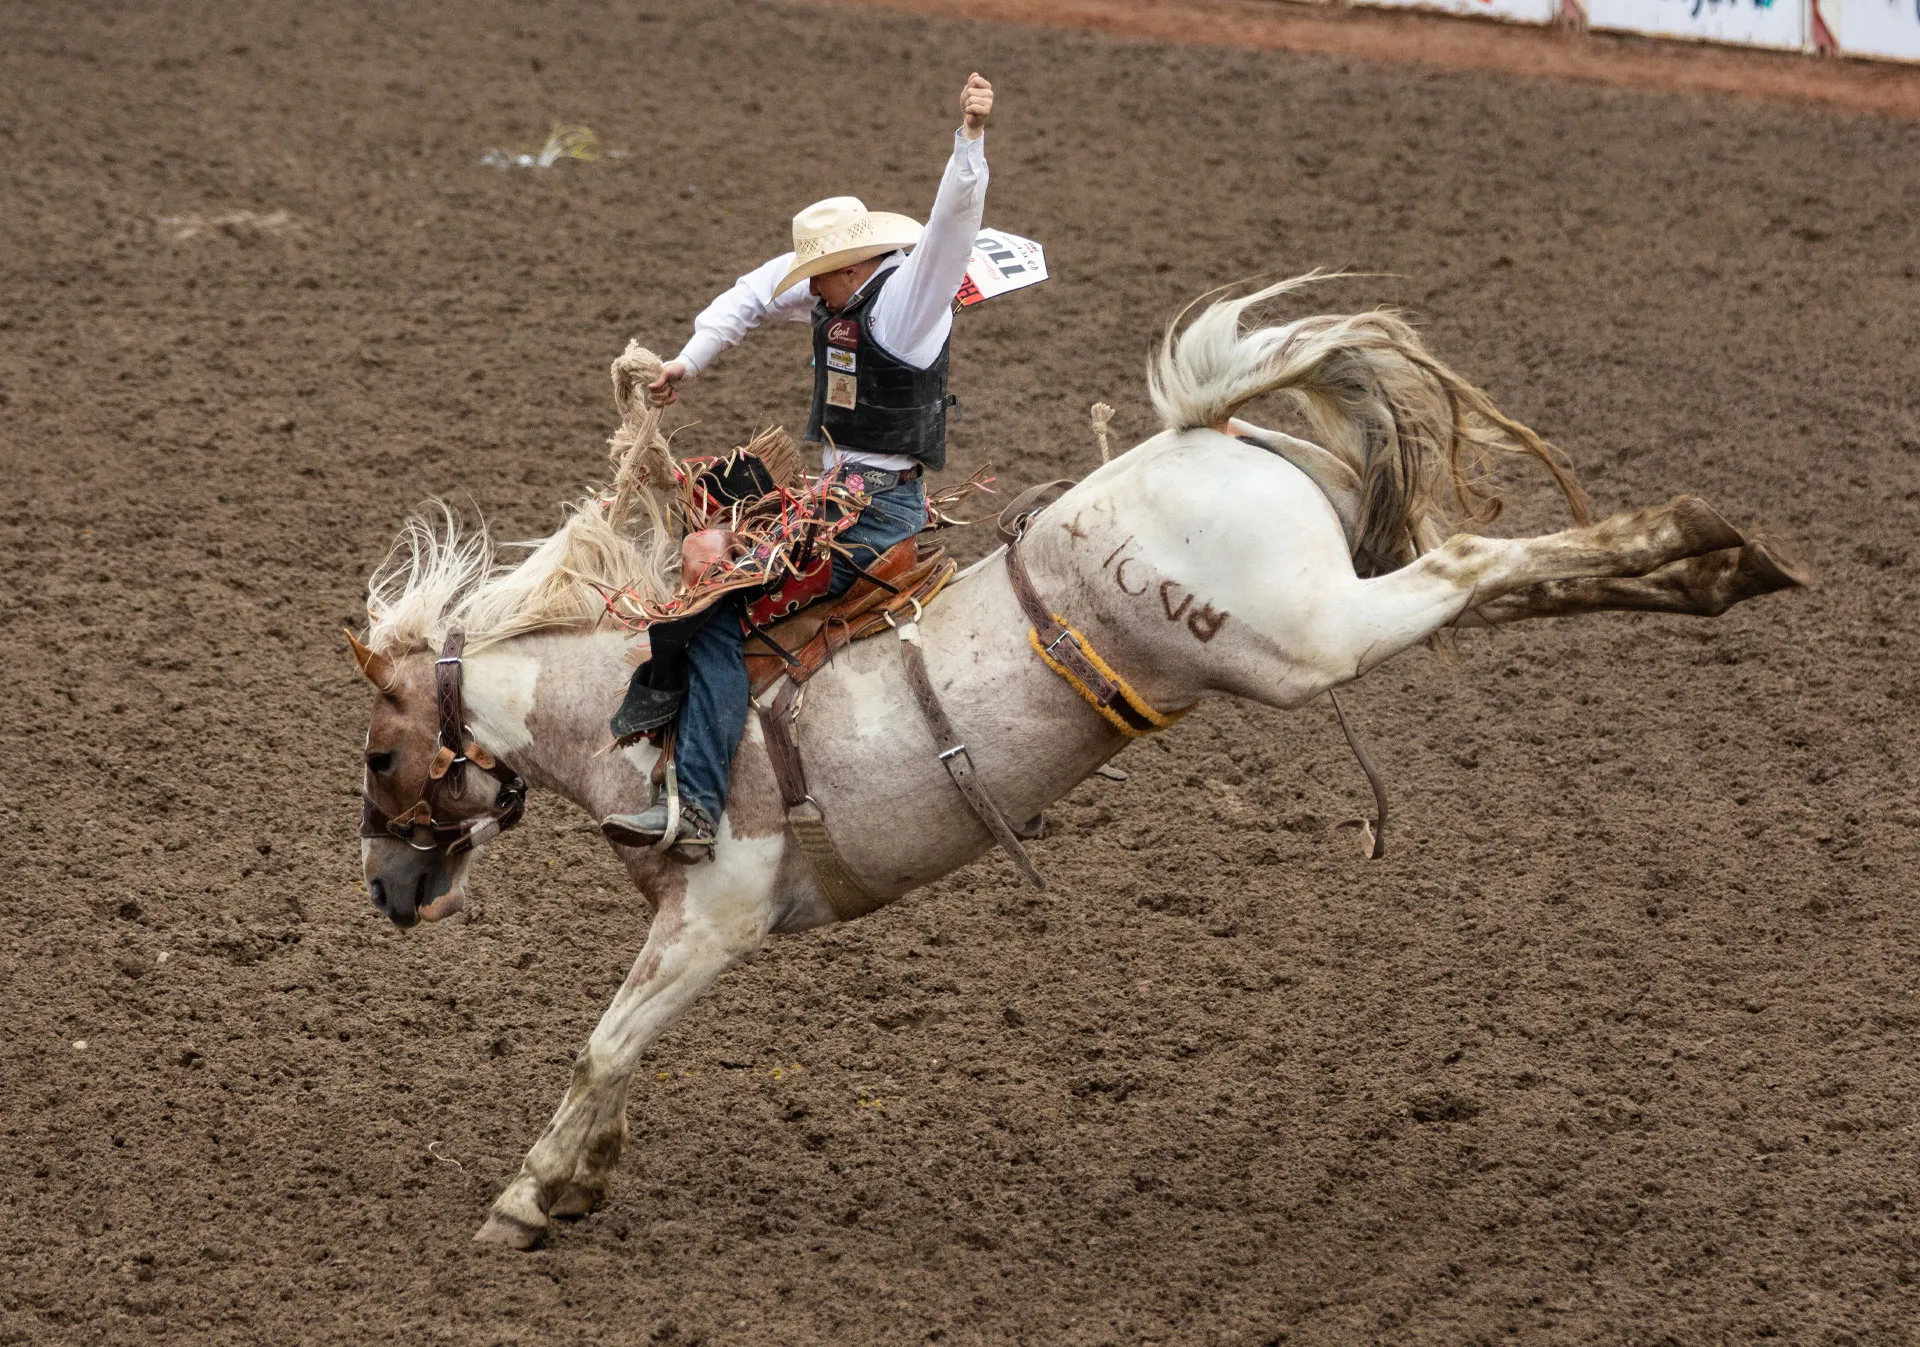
[344,629,396,691]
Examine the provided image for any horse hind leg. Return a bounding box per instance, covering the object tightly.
[1471,494,1746,591]
[1382,494,1745,621]
[1456,539,1810,626]
[1732,538,1814,599]
[1259,496,1750,696]
[1593,494,1745,570]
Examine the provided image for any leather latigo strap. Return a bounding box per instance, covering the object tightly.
[756,680,810,808]
[754,680,886,919]
[895,621,1046,890]
[1004,543,1163,736]
[1328,688,1388,860]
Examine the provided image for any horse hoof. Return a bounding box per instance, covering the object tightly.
[1671,496,1745,555]
[549,1182,605,1220]
[475,1174,551,1249]
[1741,539,1813,592]
[474,1210,548,1250]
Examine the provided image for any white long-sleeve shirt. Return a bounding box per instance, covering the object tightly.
[675,129,989,471]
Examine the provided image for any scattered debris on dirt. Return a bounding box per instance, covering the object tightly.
[153,209,297,241]
[480,124,618,169]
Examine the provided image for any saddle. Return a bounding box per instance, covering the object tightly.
[743,537,955,695]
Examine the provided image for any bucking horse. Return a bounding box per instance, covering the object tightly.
[348,278,1805,1247]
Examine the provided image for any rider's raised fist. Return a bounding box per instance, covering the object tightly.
[960,73,993,138]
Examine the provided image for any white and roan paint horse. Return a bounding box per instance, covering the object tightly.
[351,278,1804,1248]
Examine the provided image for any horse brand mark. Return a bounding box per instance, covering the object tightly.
[1156,578,1226,640]
[1061,512,1090,545]
[1102,537,1225,636]
[1187,603,1229,643]
[1159,579,1192,622]
[1101,536,1149,594]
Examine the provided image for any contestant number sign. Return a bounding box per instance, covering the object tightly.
[956,229,1048,308]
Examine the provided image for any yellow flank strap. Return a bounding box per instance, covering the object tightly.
[1028,618,1187,738]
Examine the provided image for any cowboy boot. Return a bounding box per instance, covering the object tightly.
[600,800,716,860]
[665,804,717,864]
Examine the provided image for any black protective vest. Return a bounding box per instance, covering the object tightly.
[805,266,952,471]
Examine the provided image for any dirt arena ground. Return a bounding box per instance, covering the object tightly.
[4,1,1920,1342]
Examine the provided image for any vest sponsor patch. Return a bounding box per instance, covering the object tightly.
[825,347,856,373]
[826,370,858,410]
[826,318,859,348]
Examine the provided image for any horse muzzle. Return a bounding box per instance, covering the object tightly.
[363,838,466,928]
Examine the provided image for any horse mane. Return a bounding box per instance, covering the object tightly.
[363,342,701,657]
[363,496,676,657]
[1149,272,1590,577]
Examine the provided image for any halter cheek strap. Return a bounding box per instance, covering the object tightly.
[434,633,472,798]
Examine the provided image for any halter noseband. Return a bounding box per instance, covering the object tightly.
[359,632,527,858]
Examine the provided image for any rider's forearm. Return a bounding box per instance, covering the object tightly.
[675,330,728,380]
[868,130,988,365]
[676,252,811,377]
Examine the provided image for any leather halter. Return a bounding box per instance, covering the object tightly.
[359,632,528,858]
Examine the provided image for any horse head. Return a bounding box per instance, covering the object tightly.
[349,631,520,928]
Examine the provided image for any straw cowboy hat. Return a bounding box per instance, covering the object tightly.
[774,196,923,296]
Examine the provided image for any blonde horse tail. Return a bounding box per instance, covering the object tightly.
[1149,273,1590,577]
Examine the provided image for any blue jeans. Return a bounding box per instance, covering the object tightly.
[829,477,929,596]
[677,479,927,823]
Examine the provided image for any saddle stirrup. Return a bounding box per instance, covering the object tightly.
[652,755,683,854]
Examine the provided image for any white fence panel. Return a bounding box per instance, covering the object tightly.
[1585,0,1809,47]
[1357,0,1559,23]
[1831,0,1920,57]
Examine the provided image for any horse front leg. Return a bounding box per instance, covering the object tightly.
[475,848,780,1249]
[1452,539,1809,627]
